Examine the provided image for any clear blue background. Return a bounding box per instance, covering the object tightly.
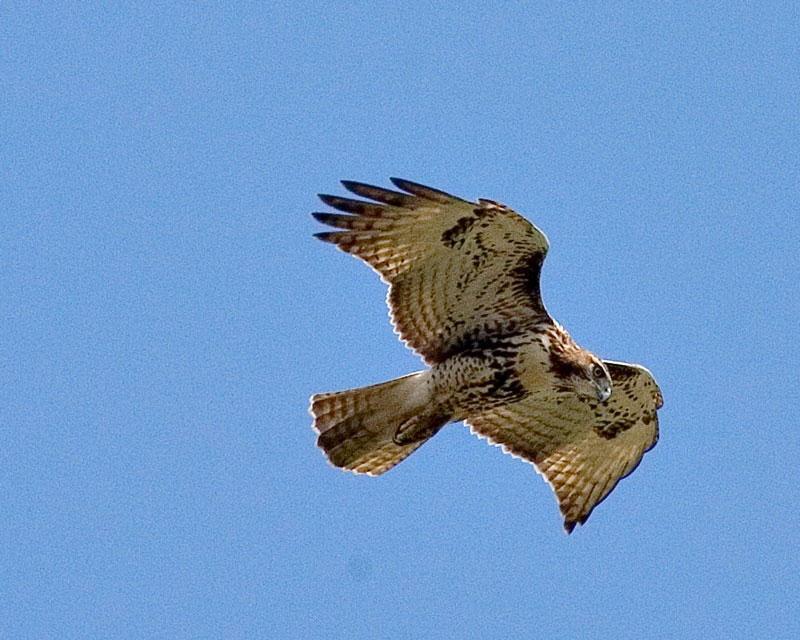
[3,2,799,638]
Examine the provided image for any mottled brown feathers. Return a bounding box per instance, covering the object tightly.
[311,179,663,533]
[312,179,550,364]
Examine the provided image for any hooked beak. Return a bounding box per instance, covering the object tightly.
[596,380,612,403]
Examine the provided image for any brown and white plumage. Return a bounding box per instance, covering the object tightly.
[309,178,663,532]
[313,179,549,364]
[467,361,662,532]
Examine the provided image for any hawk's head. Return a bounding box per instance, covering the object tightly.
[548,329,612,402]
[579,354,612,402]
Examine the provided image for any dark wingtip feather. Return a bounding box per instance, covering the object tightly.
[318,193,385,217]
[313,231,341,243]
[389,177,457,203]
[341,180,418,207]
[312,212,368,231]
[317,193,339,206]
[312,211,351,224]
[339,180,380,194]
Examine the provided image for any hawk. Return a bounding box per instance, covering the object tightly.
[309,179,662,532]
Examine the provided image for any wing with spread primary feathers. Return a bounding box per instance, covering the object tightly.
[313,179,550,364]
[466,361,663,532]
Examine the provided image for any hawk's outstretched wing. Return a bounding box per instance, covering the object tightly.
[313,179,550,364]
[466,362,663,532]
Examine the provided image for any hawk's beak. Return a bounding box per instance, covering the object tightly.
[596,382,612,403]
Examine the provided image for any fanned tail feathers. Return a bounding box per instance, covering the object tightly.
[309,371,440,475]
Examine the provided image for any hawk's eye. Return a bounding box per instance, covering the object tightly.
[592,364,605,378]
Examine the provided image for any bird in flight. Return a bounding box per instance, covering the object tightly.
[309,178,662,532]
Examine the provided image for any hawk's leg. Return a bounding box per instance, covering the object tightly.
[393,408,450,445]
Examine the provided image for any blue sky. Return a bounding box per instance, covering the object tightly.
[3,2,799,638]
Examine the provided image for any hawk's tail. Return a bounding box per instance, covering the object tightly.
[309,371,447,475]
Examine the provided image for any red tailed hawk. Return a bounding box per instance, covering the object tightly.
[309,179,662,532]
